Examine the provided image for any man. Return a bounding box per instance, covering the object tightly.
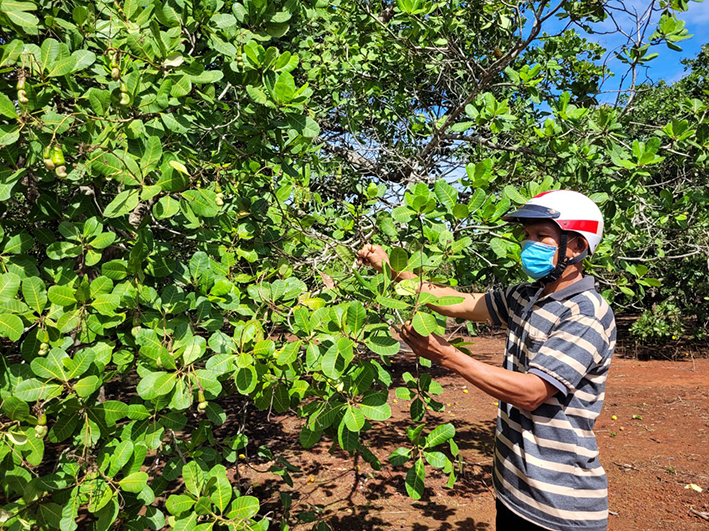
[358,190,615,531]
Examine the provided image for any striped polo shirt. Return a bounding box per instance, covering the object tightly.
[484,276,616,531]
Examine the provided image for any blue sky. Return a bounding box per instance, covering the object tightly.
[642,0,708,82]
[572,0,708,93]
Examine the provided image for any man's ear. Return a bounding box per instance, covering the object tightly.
[568,235,588,257]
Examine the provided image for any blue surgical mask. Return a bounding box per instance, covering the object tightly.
[520,240,557,280]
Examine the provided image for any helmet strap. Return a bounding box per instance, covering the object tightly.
[540,232,589,286]
[539,232,569,285]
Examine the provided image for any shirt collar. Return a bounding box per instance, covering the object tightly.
[540,275,596,302]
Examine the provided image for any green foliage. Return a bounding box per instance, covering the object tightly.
[630,300,684,346]
[0,0,707,529]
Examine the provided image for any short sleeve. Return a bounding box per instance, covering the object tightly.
[528,314,611,392]
[484,286,516,327]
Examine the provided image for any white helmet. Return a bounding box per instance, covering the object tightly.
[503,190,604,254]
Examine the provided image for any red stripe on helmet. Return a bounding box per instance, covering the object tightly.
[557,219,600,234]
[533,190,556,198]
[533,189,572,198]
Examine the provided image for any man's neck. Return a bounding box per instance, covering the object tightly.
[542,265,584,297]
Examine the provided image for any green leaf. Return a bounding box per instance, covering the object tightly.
[274,71,296,103]
[101,401,129,427]
[246,85,269,105]
[57,308,82,333]
[189,251,210,279]
[102,260,128,280]
[46,241,81,261]
[3,8,39,29]
[90,276,113,298]
[424,450,448,469]
[153,195,180,219]
[375,295,409,310]
[6,430,27,445]
[170,75,192,97]
[137,371,167,400]
[452,203,468,220]
[141,136,163,171]
[277,340,301,365]
[22,277,47,314]
[14,378,63,401]
[3,232,33,254]
[0,312,23,341]
[228,496,260,520]
[429,296,465,307]
[48,285,77,306]
[343,405,365,432]
[42,40,61,69]
[411,312,438,336]
[405,458,425,500]
[235,366,257,394]
[338,417,360,451]
[89,232,116,250]
[181,189,219,217]
[31,349,67,380]
[424,423,455,448]
[299,426,322,448]
[360,390,391,421]
[434,180,458,211]
[389,247,409,271]
[209,468,232,513]
[74,375,101,397]
[0,124,19,147]
[321,345,344,379]
[71,50,96,72]
[389,447,412,466]
[410,398,425,422]
[103,190,140,218]
[183,461,204,497]
[47,55,77,77]
[2,396,29,421]
[365,332,400,356]
[468,188,486,213]
[91,294,120,316]
[38,503,63,529]
[65,348,96,380]
[119,471,148,493]
[503,184,527,204]
[0,92,18,119]
[286,114,320,138]
[0,272,21,299]
[18,433,45,464]
[346,301,366,335]
[205,401,226,425]
[166,494,195,516]
[108,441,134,477]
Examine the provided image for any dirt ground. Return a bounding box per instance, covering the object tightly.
[236,335,709,531]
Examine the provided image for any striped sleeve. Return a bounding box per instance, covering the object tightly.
[528,314,609,391]
[484,286,515,327]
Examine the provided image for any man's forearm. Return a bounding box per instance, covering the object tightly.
[439,345,555,411]
[394,270,488,322]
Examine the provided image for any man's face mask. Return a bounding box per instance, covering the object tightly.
[520,240,557,280]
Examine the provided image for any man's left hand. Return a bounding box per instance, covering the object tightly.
[400,322,455,364]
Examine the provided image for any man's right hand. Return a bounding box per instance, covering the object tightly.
[357,244,389,274]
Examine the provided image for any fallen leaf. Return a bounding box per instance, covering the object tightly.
[318,270,335,289]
